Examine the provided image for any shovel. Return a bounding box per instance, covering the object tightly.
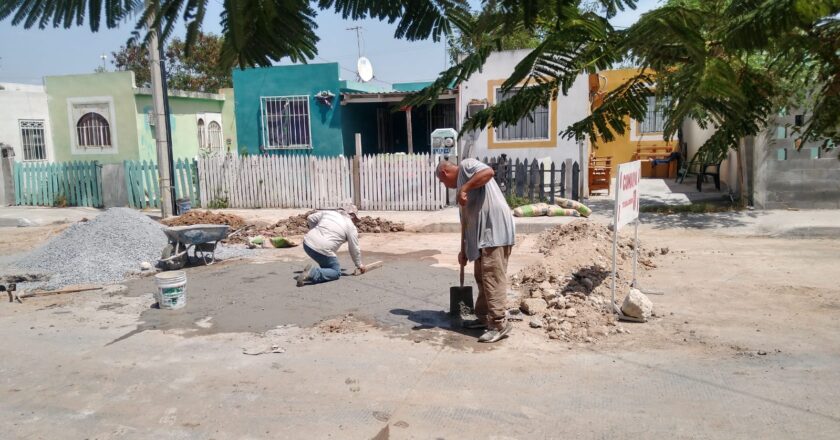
[449,207,474,315]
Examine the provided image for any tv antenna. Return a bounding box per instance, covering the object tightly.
[347,26,374,82]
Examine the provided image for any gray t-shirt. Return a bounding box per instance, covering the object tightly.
[457,158,516,261]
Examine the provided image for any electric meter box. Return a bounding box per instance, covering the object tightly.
[431,128,458,157]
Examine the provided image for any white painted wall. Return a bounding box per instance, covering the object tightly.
[0,82,54,162]
[681,120,739,192]
[457,50,590,166]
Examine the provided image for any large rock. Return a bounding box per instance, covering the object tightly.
[520,298,548,316]
[621,288,653,321]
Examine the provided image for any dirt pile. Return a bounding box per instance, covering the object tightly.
[222,212,405,245]
[161,210,246,230]
[355,216,405,233]
[512,220,661,343]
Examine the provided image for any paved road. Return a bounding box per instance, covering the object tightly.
[1,224,839,439]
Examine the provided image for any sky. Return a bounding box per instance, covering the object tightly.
[0,0,661,86]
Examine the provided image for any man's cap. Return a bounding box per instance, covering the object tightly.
[340,204,359,216]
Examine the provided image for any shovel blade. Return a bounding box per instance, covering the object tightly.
[449,286,474,315]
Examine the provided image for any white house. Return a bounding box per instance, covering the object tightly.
[0,82,54,162]
[457,50,591,166]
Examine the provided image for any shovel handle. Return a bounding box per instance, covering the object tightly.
[459,205,466,288]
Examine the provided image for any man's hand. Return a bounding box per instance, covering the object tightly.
[457,190,468,206]
[458,251,466,267]
[358,265,367,274]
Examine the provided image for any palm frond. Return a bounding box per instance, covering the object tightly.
[563,71,654,142]
[318,0,469,42]
[460,80,559,135]
[0,0,140,31]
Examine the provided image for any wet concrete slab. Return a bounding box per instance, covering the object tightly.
[114,250,485,345]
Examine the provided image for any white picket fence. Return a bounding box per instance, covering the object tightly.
[197,155,353,209]
[196,153,447,210]
[359,153,447,210]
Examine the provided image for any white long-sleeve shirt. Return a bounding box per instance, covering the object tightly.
[303,211,363,268]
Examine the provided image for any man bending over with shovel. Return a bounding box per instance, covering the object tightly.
[437,159,515,343]
[296,205,365,287]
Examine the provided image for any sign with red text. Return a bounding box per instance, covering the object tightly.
[614,160,641,231]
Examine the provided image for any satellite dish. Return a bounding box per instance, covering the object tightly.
[357,57,374,82]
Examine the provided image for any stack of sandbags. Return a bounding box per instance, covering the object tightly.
[547,198,592,217]
[513,199,592,218]
[513,203,549,217]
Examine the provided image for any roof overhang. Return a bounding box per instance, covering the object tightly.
[341,90,457,105]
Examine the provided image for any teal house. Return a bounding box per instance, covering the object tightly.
[232,63,457,157]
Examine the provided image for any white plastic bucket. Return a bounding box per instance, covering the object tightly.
[154,271,187,310]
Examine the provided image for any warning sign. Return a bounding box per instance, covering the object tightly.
[614,160,641,232]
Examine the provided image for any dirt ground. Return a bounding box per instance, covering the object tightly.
[1,221,839,438]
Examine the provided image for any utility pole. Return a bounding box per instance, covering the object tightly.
[146,1,175,217]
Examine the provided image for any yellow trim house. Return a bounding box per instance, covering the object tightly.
[457,49,590,166]
[589,68,676,174]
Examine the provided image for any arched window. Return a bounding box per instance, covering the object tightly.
[208,121,222,154]
[76,112,111,147]
[197,118,206,148]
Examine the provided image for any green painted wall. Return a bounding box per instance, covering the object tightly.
[233,63,344,156]
[45,72,139,164]
[340,103,380,155]
[134,94,225,161]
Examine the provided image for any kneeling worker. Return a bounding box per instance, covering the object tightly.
[296,205,365,286]
[436,159,515,343]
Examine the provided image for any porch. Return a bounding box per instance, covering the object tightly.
[340,90,457,156]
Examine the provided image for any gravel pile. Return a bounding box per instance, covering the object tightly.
[9,208,251,289]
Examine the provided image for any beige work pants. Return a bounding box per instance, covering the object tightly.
[473,245,512,330]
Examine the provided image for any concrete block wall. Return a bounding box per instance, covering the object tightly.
[752,111,840,209]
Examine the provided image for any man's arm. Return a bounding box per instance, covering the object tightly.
[346,225,363,269]
[458,167,495,206]
[306,211,323,229]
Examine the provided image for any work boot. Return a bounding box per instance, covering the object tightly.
[461,318,487,329]
[296,264,313,287]
[478,322,512,343]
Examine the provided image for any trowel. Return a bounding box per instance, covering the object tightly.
[449,207,474,315]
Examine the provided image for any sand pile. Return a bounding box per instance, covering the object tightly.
[512,220,661,343]
[161,210,246,229]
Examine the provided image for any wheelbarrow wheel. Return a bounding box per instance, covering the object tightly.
[161,243,187,270]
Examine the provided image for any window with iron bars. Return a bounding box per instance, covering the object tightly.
[19,119,47,161]
[76,112,112,148]
[639,96,671,134]
[260,96,312,150]
[494,87,550,141]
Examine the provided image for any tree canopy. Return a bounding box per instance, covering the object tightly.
[3,0,838,156]
[112,32,234,93]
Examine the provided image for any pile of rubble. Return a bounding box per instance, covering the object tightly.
[220,212,405,244]
[161,210,246,230]
[355,216,405,233]
[512,221,664,343]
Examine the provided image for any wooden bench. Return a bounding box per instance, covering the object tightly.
[634,145,677,178]
[589,156,612,195]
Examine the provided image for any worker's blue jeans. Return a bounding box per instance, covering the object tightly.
[303,244,342,284]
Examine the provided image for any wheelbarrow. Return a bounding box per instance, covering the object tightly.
[160,224,231,270]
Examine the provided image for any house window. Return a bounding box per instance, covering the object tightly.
[208,121,223,154]
[639,96,670,133]
[494,88,550,141]
[76,113,112,148]
[197,118,206,148]
[260,96,312,149]
[69,99,116,152]
[19,119,47,161]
